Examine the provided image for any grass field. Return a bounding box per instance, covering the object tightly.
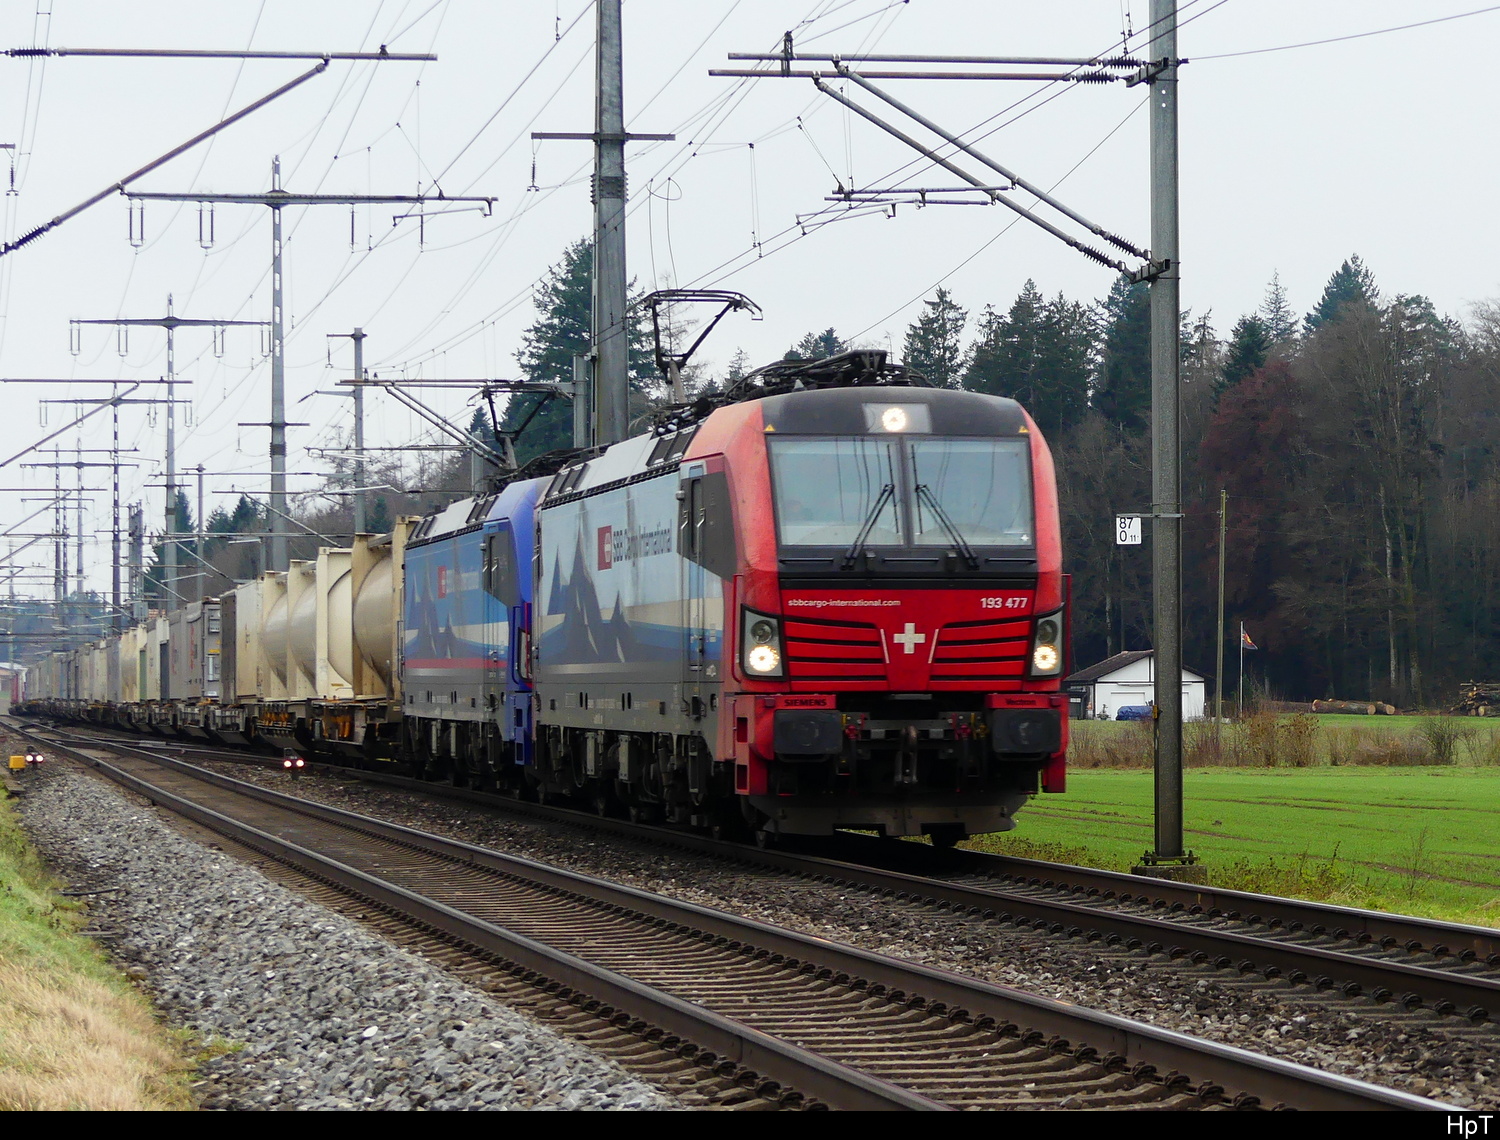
[0,782,193,1110]
[968,765,1500,929]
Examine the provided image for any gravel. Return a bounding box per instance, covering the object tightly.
[189,759,1500,1111]
[12,761,679,1112]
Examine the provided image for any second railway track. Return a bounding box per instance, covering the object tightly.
[16,720,1455,1111]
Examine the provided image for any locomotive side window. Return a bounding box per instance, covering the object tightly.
[679,472,736,578]
[484,532,518,606]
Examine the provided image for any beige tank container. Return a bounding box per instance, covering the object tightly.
[351,526,407,700]
[143,617,169,701]
[270,526,410,702]
[241,570,289,701]
[285,558,321,699]
[77,644,93,701]
[87,640,109,701]
[214,521,410,705]
[118,625,146,703]
[106,634,122,704]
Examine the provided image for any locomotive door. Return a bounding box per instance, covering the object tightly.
[482,528,513,724]
[485,524,533,765]
[681,470,709,718]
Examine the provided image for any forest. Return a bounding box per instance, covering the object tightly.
[164,241,1500,710]
[901,256,1500,710]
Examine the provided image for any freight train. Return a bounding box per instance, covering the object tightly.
[22,351,1069,846]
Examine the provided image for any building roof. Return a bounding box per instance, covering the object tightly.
[1065,649,1207,685]
[1066,650,1153,684]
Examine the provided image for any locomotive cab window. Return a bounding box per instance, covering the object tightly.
[769,437,902,547]
[909,439,1032,547]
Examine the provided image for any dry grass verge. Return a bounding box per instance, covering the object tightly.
[0,963,192,1110]
[0,783,193,1111]
[1071,712,1500,769]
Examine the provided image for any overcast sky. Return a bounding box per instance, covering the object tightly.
[1,0,1497,603]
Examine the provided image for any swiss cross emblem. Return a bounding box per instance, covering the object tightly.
[437,565,447,598]
[597,526,614,570]
[892,623,927,654]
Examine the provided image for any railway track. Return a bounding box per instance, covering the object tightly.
[28,722,1500,1033]
[10,719,1452,1110]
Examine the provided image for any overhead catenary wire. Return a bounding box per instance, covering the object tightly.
[1,1,1215,597]
[670,0,1225,318]
[1191,4,1500,60]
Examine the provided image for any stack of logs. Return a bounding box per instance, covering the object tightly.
[1455,682,1500,716]
[1311,698,1399,716]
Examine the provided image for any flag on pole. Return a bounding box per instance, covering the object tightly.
[1240,625,1257,651]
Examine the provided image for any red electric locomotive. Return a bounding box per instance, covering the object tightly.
[532,351,1067,846]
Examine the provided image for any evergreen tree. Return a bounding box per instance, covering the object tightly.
[785,328,846,361]
[724,346,750,382]
[173,490,193,535]
[468,407,500,450]
[1304,255,1378,333]
[966,282,1042,399]
[1094,274,1151,432]
[1031,294,1098,433]
[1218,314,1271,396]
[1259,271,1298,343]
[1182,311,1218,374]
[964,281,1094,437]
[227,494,261,533]
[900,287,968,387]
[508,239,654,464]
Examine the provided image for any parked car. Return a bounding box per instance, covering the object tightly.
[1115,704,1153,721]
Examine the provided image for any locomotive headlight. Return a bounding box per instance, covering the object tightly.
[741,608,784,678]
[863,403,931,434]
[1030,610,1064,677]
[747,644,781,673]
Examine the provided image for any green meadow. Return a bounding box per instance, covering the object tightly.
[969,765,1500,929]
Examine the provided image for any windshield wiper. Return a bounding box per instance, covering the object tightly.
[914,483,980,569]
[841,483,896,570]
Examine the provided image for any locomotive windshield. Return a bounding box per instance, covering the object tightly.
[768,436,1032,551]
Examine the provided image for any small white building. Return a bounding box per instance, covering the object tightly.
[1065,650,1207,721]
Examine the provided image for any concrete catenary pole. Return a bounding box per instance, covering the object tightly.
[269,157,288,573]
[326,327,369,532]
[593,0,629,446]
[572,352,593,449]
[1147,0,1193,875]
[165,294,178,602]
[195,463,205,601]
[352,328,366,535]
[112,393,122,630]
[129,504,145,623]
[1215,488,1227,734]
